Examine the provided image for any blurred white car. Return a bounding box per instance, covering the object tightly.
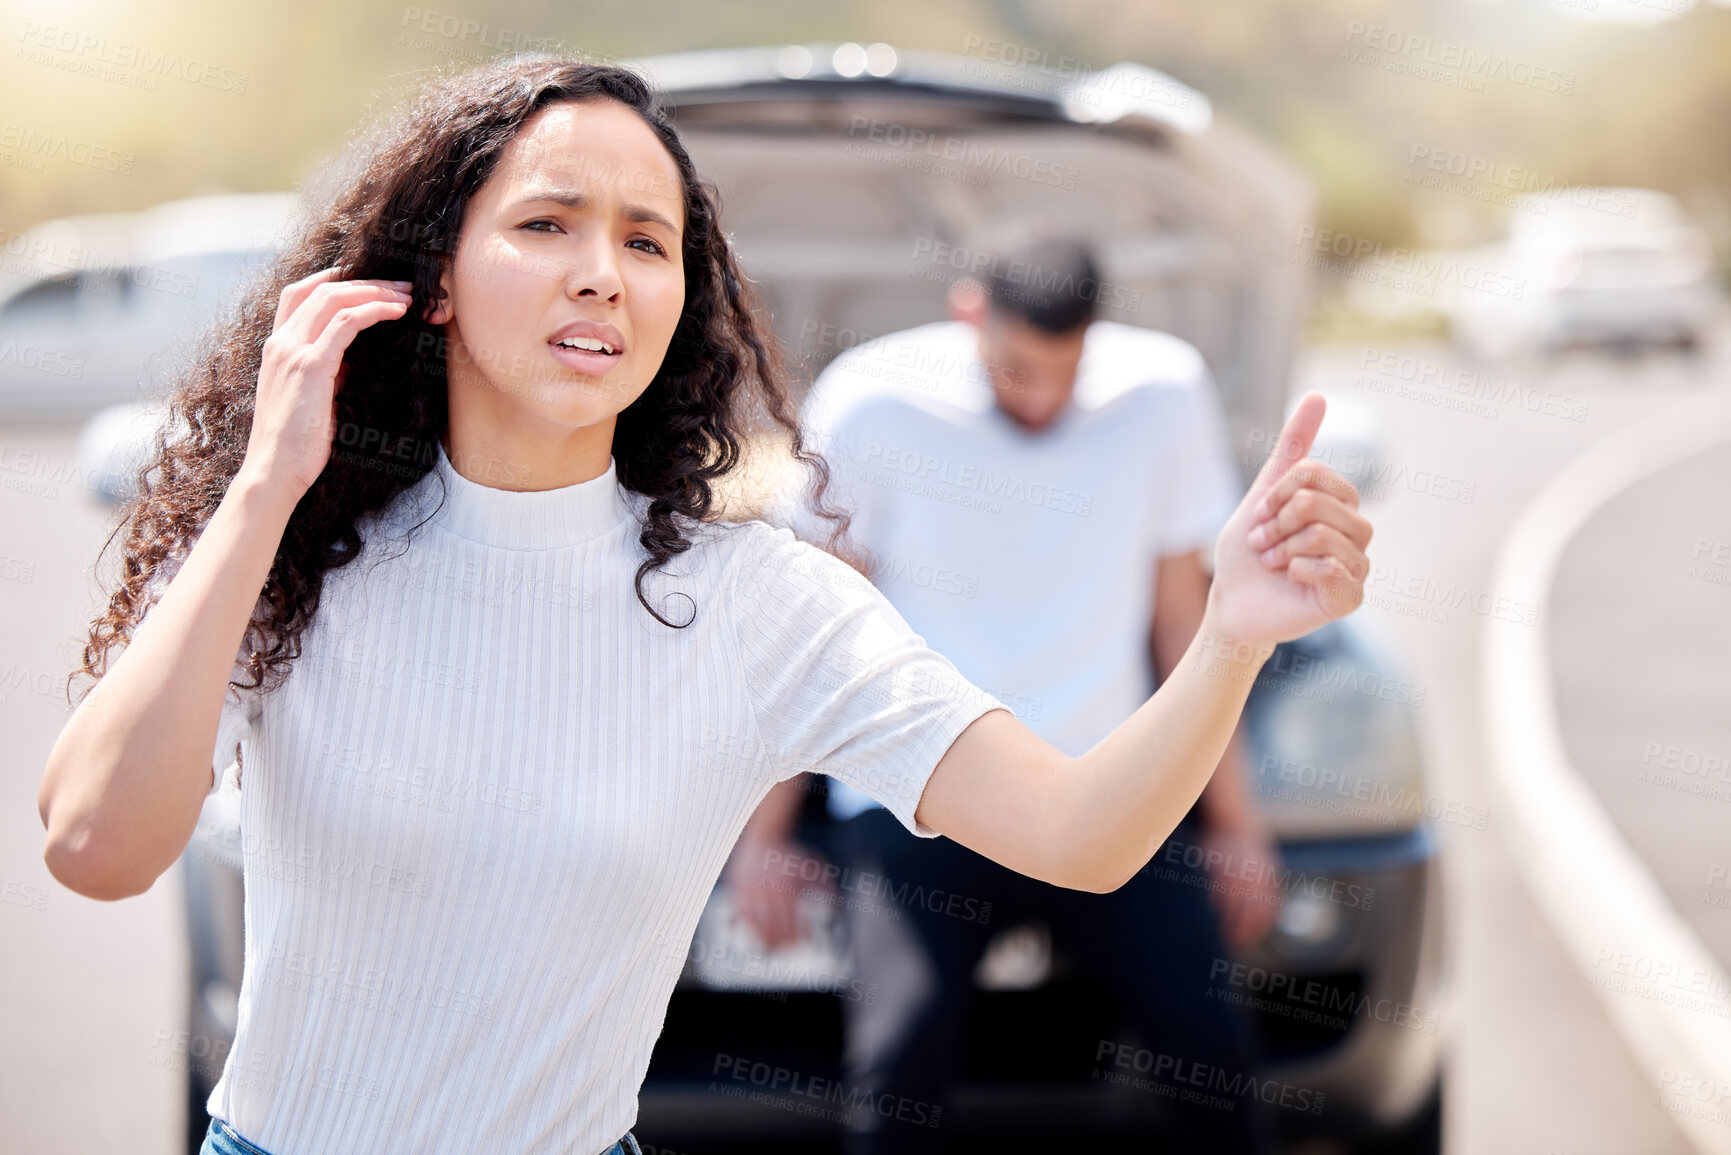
[0,193,295,419]
[1447,186,1721,359]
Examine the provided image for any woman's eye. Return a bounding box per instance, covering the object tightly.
[521,219,560,233]
[628,237,666,256]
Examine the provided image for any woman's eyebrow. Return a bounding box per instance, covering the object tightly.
[511,187,682,237]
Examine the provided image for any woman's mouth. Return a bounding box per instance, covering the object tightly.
[549,337,624,376]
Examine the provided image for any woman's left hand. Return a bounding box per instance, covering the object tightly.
[1206,391,1373,649]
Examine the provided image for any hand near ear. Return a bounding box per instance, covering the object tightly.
[241,267,414,503]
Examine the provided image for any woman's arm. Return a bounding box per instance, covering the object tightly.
[37,268,413,901]
[38,475,300,900]
[1153,548,1283,948]
[914,393,1371,892]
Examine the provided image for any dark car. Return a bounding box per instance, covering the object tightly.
[70,41,1444,1155]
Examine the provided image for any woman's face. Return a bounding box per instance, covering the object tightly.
[429,97,686,440]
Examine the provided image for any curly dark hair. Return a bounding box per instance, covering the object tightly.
[70,53,861,706]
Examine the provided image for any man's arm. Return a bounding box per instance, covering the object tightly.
[1153,548,1282,948]
[914,393,1370,893]
[1151,548,1254,823]
[722,776,812,948]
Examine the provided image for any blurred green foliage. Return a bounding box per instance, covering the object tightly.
[2,0,1728,259]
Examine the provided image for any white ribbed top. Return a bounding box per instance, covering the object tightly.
[139,439,1007,1155]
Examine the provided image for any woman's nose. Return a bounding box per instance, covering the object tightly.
[564,233,624,300]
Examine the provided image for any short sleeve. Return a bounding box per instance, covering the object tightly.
[134,544,261,797]
[1159,375,1243,560]
[729,523,1009,839]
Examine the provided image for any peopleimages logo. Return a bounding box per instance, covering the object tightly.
[0,123,134,174]
[1093,1040,1328,1116]
[1406,144,1640,218]
[397,7,566,54]
[1354,347,1590,424]
[1256,755,1491,830]
[1341,22,1576,95]
[759,847,994,925]
[851,435,1095,518]
[1293,226,1527,300]
[1147,836,1376,911]
[909,239,1143,312]
[845,116,1078,189]
[683,930,878,1004]
[1209,959,1442,1034]
[16,22,250,93]
[711,1053,943,1128]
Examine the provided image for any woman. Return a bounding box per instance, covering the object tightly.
[37,56,1371,1155]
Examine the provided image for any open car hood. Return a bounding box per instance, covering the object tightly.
[631,42,1316,489]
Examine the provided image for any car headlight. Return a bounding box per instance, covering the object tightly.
[1244,619,1429,839]
[1273,888,1345,952]
[74,400,169,505]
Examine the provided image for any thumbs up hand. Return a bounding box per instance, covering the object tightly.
[1205,391,1373,650]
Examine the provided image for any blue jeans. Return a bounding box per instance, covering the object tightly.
[200,1115,642,1155]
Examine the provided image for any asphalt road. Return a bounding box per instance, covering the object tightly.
[0,417,191,1155]
[1550,442,1731,972]
[1291,335,1730,1155]
[2,334,1724,1154]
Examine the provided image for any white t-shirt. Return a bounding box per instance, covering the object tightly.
[779,320,1240,821]
[132,439,1006,1155]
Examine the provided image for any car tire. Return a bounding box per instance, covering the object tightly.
[1349,1077,1441,1155]
[185,1058,211,1155]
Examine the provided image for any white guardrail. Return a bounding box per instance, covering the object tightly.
[1483,382,1731,1154]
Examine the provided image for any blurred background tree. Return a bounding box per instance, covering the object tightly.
[3,0,1728,270]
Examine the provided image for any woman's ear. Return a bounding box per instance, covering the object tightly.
[423,264,454,324]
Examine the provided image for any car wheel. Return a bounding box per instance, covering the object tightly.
[185,1060,211,1155]
[1349,1078,1441,1155]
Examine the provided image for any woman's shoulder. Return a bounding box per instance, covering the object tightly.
[706,516,876,606]
[684,515,795,582]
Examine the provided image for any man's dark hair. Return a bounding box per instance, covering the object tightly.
[983,235,1100,335]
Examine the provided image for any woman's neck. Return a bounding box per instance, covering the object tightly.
[439,415,618,494]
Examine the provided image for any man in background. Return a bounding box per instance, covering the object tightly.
[724,233,1283,1153]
